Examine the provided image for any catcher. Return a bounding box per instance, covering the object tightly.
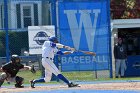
[0,54,36,88]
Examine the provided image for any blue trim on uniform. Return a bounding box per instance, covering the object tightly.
[57,74,69,84]
[50,42,56,48]
[34,78,45,83]
[57,51,64,55]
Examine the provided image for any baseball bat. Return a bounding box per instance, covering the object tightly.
[78,50,96,56]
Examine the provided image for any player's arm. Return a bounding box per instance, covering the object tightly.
[56,43,65,48]
[20,65,36,73]
[19,63,31,70]
[0,67,3,72]
[23,66,32,70]
[0,67,6,72]
[57,51,73,55]
[56,43,75,51]
[63,51,73,55]
[0,63,9,72]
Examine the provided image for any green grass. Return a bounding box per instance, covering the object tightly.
[62,71,96,81]
[1,70,42,86]
[17,70,42,83]
[62,71,140,81]
[1,70,140,86]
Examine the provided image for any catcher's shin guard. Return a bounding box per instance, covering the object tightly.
[15,83,24,88]
[15,76,24,88]
[0,80,4,87]
[0,72,8,87]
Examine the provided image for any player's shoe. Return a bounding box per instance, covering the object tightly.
[15,84,24,88]
[30,80,35,88]
[68,82,79,87]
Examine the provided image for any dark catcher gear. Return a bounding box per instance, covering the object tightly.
[11,54,21,63]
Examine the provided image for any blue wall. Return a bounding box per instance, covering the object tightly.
[58,0,111,71]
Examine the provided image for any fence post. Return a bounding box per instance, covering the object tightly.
[4,0,10,62]
[51,0,57,37]
[107,0,113,78]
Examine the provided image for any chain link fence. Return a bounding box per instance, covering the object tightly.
[0,0,111,81]
[0,0,51,72]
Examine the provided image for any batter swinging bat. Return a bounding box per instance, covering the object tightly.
[78,50,96,56]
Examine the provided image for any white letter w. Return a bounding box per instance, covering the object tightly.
[64,9,100,51]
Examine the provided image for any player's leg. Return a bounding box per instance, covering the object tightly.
[0,80,4,87]
[45,59,69,84]
[0,72,7,87]
[120,59,126,78]
[46,59,79,87]
[31,58,79,88]
[6,74,24,88]
[14,76,24,88]
[115,59,121,78]
[30,69,52,88]
[44,69,52,82]
[30,58,52,88]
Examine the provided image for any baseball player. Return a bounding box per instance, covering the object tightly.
[30,36,79,88]
[0,54,34,88]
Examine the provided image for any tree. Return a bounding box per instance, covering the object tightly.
[111,0,140,19]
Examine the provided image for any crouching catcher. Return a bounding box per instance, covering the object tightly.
[0,54,34,88]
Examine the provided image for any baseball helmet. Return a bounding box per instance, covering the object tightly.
[49,36,58,43]
[11,54,20,63]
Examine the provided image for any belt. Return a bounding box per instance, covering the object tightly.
[42,57,53,60]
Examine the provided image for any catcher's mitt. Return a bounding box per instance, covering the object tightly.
[30,65,36,73]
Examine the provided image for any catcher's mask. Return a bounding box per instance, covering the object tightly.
[49,36,58,43]
[11,54,20,63]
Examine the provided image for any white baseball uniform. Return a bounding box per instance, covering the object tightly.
[31,39,79,88]
[42,40,64,82]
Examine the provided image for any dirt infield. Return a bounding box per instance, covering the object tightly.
[1,81,140,93]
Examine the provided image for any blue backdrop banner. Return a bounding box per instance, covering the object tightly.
[58,0,111,71]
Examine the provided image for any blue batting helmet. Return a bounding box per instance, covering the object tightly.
[49,36,58,43]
